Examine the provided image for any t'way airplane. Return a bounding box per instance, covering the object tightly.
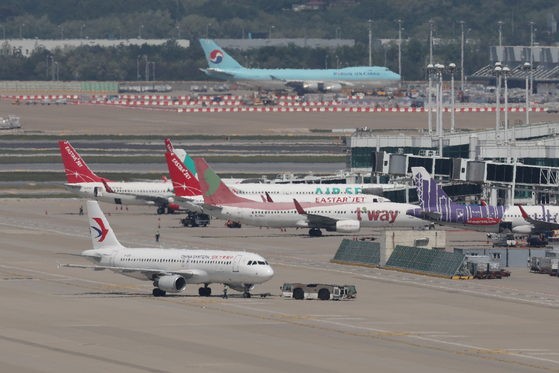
[406,166,559,234]
[200,39,400,94]
[58,200,274,297]
[60,140,180,214]
[191,157,427,237]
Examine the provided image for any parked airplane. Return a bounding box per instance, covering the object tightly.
[164,137,396,202]
[165,151,389,212]
[58,200,274,297]
[60,141,178,214]
[407,166,559,234]
[199,39,400,95]
[191,157,426,236]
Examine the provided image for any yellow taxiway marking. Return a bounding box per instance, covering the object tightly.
[467,349,520,354]
[369,332,417,337]
[273,315,318,320]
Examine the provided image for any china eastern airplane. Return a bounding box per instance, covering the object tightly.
[60,141,182,214]
[164,151,389,214]
[164,137,396,202]
[199,39,400,94]
[406,166,559,234]
[191,157,427,237]
[58,200,274,297]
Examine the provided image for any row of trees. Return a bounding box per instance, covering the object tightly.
[0,36,487,82]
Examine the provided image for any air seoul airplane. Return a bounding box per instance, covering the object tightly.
[407,166,559,234]
[165,151,389,213]
[192,158,427,237]
[58,200,274,297]
[60,141,181,214]
[164,138,396,202]
[199,39,401,94]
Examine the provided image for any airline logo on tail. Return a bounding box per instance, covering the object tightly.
[91,218,109,242]
[210,50,224,64]
[64,144,84,168]
[165,152,201,196]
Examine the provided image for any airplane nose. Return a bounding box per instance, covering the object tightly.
[262,266,274,280]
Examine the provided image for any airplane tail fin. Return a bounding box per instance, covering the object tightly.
[59,141,111,183]
[411,167,457,210]
[194,158,252,205]
[165,152,201,197]
[165,138,196,177]
[87,200,124,250]
[199,39,243,70]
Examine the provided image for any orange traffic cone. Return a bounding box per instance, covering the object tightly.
[45,210,48,215]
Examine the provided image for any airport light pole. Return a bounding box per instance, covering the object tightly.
[55,62,59,81]
[498,21,504,46]
[151,62,155,81]
[240,26,244,39]
[529,21,535,94]
[336,55,339,69]
[58,25,63,40]
[80,24,85,39]
[502,65,510,146]
[521,62,533,125]
[269,25,274,39]
[459,21,465,92]
[447,63,459,133]
[368,20,372,67]
[435,63,445,157]
[325,54,328,69]
[396,20,402,79]
[19,24,24,39]
[426,63,436,135]
[493,62,502,141]
[136,55,141,80]
[206,23,210,39]
[139,25,143,39]
[429,20,434,64]
[50,56,54,81]
[45,55,49,80]
[144,55,149,82]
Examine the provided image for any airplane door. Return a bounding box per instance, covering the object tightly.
[109,251,118,267]
[94,187,103,197]
[232,255,242,272]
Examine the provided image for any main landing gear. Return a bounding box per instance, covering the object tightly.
[157,207,165,215]
[242,284,252,298]
[198,284,211,297]
[309,228,323,237]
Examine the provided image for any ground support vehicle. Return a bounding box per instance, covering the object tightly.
[281,283,357,300]
[530,257,559,275]
[11,98,21,105]
[226,221,242,228]
[180,212,210,227]
[41,99,51,105]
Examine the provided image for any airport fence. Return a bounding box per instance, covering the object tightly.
[0,81,118,93]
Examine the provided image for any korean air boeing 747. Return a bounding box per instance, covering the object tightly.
[199,39,401,94]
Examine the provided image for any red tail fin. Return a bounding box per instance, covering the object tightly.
[164,138,174,152]
[58,141,110,183]
[194,158,252,205]
[165,152,201,197]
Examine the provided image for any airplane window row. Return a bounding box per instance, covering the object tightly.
[121,258,232,265]
[247,261,268,265]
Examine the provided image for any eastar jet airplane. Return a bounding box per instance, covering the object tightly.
[60,141,179,214]
[406,166,559,234]
[192,158,427,237]
[199,39,400,94]
[165,151,389,212]
[58,200,274,297]
[164,137,396,202]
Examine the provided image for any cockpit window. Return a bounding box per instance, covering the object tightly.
[258,261,265,265]
[247,261,252,265]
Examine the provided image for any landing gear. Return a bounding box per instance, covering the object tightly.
[309,228,322,237]
[198,285,211,297]
[242,284,253,298]
[167,207,174,214]
[157,207,165,215]
[153,288,166,297]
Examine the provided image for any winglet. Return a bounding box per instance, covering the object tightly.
[265,192,274,203]
[293,199,306,215]
[260,195,266,202]
[481,200,487,206]
[517,204,529,219]
[162,176,168,183]
[101,179,115,193]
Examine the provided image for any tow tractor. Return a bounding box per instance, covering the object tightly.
[180,212,210,227]
[281,283,357,300]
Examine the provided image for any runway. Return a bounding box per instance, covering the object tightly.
[1,198,558,372]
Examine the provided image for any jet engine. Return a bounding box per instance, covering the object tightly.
[303,82,319,92]
[155,275,187,293]
[324,83,342,93]
[512,225,532,235]
[335,220,361,233]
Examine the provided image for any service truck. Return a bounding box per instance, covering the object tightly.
[281,283,356,300]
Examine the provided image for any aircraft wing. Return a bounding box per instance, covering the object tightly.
[203,68,236,79]
[172,196,203,212]
[518,205,559,232]
[293,199,339,226]
[281,80,351,88]
[64,183,82,191]
[101,179,171,206]
[60,263,195,279]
